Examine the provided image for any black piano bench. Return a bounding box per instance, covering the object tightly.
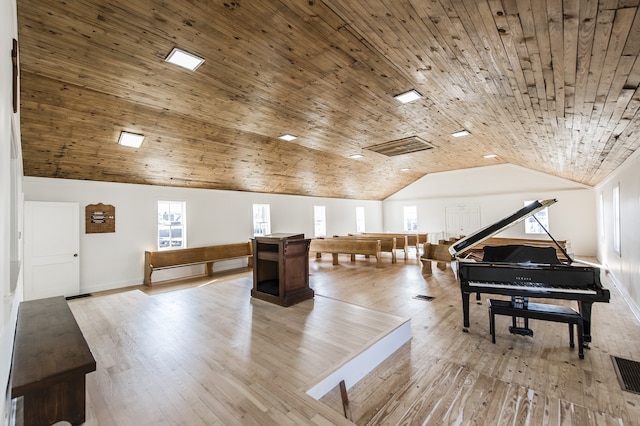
[487,299,585,359]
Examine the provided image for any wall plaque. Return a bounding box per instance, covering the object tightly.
[86,203,115,233]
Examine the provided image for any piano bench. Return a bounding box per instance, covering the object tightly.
[487,299,585,359]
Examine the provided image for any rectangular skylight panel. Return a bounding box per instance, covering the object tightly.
[394,90,423,104]
[278,134,297,141]
[165,48,205,71]
[451,130,470,137]
[118,131,145,148]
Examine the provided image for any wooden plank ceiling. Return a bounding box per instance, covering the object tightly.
[16,0,640,200]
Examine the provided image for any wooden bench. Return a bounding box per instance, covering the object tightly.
[487,298,584,359]
[309,238,382,267]
[356,232,426,259]
[420,241,455,274]
[416,233,429,254]
[11,296,96,426]
[144,242,253,286]
[336,235,397,263]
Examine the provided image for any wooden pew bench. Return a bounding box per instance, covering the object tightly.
[415,233,429,255]
[336,235,397,263]
[355,232,426,259]
[420,240,455,275]
[11,296,96,426]
[144,242,253,286]
[309,238,382,268]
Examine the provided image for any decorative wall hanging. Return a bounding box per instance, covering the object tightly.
[85,203,115,233]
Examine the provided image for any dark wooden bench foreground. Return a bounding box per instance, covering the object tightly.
[11,296,96,426]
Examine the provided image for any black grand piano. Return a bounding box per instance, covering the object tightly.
[449,199,610,345]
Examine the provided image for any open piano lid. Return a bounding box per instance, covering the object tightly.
[448,199,557,257]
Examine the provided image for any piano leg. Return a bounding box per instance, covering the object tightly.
[462,291,471,332]
[579,301,593,346]
[475,291,481,304]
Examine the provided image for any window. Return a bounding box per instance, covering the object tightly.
[613,185,620,255]
[600,192,605,239]
[524,200,548,234]
[158,201,186,250]
[253,204,271,236]
[314,205,326,237]
[356,207,365,233]
[403,206,417,231]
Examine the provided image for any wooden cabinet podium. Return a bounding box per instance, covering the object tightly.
[251,233,313,306]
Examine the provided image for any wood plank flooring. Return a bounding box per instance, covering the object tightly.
[64,254,640,425]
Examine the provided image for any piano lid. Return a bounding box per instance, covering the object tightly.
[448,199,557,257]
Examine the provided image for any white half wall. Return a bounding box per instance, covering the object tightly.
[23,177,383,293]
[383,164,597,256]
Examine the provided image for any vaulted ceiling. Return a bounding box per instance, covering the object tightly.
[16,0,640,200]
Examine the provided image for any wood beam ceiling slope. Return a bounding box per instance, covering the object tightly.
[16,0,640,200]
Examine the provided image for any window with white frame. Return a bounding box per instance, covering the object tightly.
[158,201,186,250]
[524,200,549,234]
[253,204,271,236]
[600,192,605,239]
[403,206,418,231]
[355,206,365,233]
[314,205,326,237]
[613,185,620,255]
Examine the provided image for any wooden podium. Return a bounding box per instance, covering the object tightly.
[251,233,312,306]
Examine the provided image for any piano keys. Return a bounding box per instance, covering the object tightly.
[449,199,610,344]
[468,281,599,295]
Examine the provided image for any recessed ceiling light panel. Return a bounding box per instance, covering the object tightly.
[349,154,364,159]
[394,89,423,104]
[483,154,497,159]
[451,130,471,137]
[278,134,297,141]
[366,136,434,157]
[165,47,205,71]
[118,131,145,148]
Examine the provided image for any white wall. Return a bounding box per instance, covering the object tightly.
[23,177,383,293]
[383,164,597,256]
[596,149,640,320]
[1,0,21,424]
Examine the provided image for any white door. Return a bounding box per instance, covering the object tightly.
[445,207,463,239]
[24,201,80,301]
[445,205,481,239]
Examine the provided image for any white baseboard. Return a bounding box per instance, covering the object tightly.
[607,271,640,324]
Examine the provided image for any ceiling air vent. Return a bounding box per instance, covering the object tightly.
[365,136,434,157]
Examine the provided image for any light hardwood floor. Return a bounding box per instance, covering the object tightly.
[65,255,640,425]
